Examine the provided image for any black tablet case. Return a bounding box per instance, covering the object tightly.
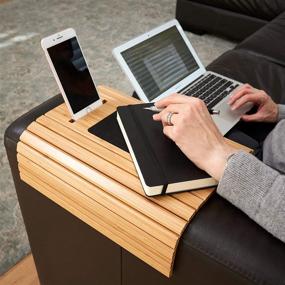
[88,111,128,151]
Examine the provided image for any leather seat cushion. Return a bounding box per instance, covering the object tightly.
[190,0,285,20]
[237,11,285,66]
[207,49,285,104]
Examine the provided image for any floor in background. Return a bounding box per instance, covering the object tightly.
[0,0,235,275]
[0,254,39,285]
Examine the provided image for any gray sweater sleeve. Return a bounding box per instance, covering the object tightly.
[217,120,285,243]
[278,104,285,120]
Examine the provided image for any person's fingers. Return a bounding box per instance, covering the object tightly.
[153,113,160,121]
[232,83,252,94]
[229,89,253,105]
[241,113,263,122]
[153,103,183,121]
[155,93,190,108]
[162,125,174,139]
[160,103,182,117]
[231,93,263,110]
[228,84,254,105]
[236,83,253,93]
[161,112,179,126]
[154,111,179,126]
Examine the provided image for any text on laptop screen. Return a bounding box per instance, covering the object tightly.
[121,26,199,101]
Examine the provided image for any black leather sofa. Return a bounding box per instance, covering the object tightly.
[176,0,285,41]
[4,4,285,285]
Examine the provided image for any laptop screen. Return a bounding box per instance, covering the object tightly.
[121,26,199,101]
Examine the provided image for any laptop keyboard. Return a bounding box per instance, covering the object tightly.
[180,74,239,109]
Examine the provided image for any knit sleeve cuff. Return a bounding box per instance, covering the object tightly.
[278,104,285,121]
[217,151,279,218]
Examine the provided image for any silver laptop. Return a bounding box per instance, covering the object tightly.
[113,19,251,135]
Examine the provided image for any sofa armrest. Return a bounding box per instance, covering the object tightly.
[4,95,122,285]
[4,95,63,149]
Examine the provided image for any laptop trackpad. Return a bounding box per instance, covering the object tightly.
[212,101,252,135]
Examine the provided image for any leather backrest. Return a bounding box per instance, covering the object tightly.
[191,0,285,20]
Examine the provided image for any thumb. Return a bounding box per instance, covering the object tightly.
[241,113,262,122]
[163,125,174,140]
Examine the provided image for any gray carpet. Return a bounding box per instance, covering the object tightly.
[0,0,235,275]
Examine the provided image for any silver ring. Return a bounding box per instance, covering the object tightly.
[166,112,174,126]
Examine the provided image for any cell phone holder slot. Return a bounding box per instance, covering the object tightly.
[68,99,108,123]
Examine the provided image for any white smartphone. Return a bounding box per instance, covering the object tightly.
[41,28,102,120]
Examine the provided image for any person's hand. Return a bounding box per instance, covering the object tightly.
[153,94,237,181]
[229,84,278,122]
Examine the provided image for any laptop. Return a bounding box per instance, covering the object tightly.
[113,19,252,135]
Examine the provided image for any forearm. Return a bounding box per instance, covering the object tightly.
[217,151,285,243]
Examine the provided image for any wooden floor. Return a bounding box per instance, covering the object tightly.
[0,254,40,285]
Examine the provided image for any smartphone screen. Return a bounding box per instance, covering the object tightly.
[47,37,100,114]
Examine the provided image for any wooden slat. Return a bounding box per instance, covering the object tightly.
[172,192,205,209]
[225,137,252,153]
[98,85,140,105]
[17,85,251,277]
[191,189,214,200]
[149,195,195,220]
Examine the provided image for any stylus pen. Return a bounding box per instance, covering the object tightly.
[144,106,220,115]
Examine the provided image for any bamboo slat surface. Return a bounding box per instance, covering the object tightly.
[17,85,251,277]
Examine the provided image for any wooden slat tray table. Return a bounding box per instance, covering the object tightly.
[17,85,250,277]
